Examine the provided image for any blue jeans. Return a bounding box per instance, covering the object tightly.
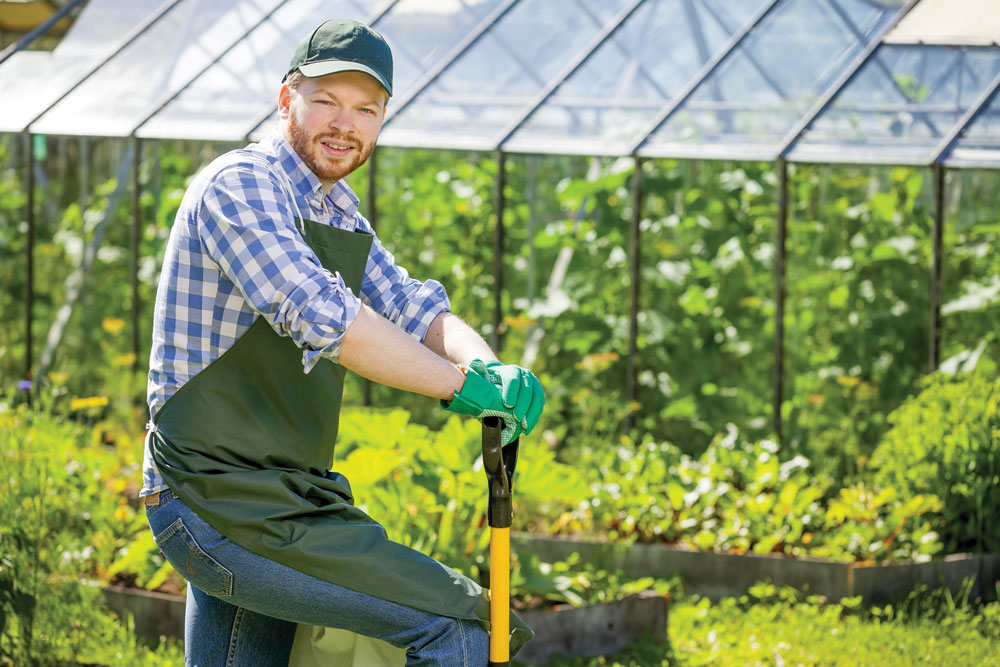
[145,488,488,666]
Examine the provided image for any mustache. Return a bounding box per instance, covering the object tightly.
[315,133,360,148]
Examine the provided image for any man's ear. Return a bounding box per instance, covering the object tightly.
[278,83,293,120]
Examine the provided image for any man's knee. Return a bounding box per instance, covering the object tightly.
[411,615,488,666]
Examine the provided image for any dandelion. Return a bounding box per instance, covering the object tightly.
[101,317,126,335]
[575,351,620,372]
[69,396,109,411]
[113,353,137,367]
[806,393,826,406]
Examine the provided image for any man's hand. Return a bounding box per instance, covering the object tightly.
[442,366,522,444]
[471,360,545,436]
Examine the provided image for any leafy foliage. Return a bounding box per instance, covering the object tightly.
[533,425,942,563]
[870,371,1000,553]
[3,137,1000,476]
[332,407,590,586]
[0,407,181,664]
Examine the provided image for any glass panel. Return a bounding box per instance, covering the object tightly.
[380,0,632,151]
[503,0,768,156]
[32,0,283,138]
[944,87,1000,168]
[0,0,164,133]
[785,164,933,478]
[639,159,777,453]
[940,170,1000,374]
[789,45,1000,165]
[137,0,376,141]
[144,0,499,142]
[641,0,906,161]
[377,0,507,100]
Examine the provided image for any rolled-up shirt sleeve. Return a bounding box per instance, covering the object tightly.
[197,164,362,372]
[356,215,451,343]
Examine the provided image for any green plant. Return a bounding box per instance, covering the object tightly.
[812,482,942,562]
[6,137,999,472]
[333,407,590,583]
[531,581,1000,666]
[536,426,943,563]
[0,407,177,664]
[870,371,1000,553]
[662,583,1000,667]
[512,551,676,609]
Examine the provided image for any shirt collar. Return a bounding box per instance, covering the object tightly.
[264,133,360,219]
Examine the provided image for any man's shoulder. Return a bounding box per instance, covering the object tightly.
[174,143,285,227]
[198,143,282,186]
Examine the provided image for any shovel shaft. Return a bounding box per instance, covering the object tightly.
[483,417,516,666]
[489,526,510,666]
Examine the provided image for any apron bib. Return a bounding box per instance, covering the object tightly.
[150,210,531,658]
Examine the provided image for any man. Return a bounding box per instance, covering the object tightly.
[141,19,542,666]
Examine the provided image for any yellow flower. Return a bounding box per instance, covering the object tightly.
[48,371,70,384]
[69,396,109,411]
[806,393,827,406]
[101,318,126,335]
[113,353,137,368]
[502,314,535,331]
[115,507,130,521]
[575,351,620,372]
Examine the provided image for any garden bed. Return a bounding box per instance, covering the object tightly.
[102,584,186,640]
[514,535,1000,604]
[101,585,667,664]
[516,590,666,665]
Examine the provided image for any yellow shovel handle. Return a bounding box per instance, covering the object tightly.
[489,526,510,665]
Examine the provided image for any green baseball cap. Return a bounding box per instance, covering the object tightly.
[284,19,393,96]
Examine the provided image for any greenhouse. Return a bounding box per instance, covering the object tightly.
[1,0,999,664]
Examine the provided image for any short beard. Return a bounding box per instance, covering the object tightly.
[286,112,374,184]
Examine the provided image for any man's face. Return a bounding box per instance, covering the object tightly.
[279,71,387,189]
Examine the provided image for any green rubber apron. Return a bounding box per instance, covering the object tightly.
[149,185,531,658]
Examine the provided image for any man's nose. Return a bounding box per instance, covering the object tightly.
[329,108,353,133]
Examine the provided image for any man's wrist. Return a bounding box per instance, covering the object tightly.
[443,363,469,402]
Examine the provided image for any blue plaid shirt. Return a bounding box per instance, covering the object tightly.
[142,133,450,496]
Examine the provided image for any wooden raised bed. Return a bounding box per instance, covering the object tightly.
[517,590,666,665]
[102,584,185,639]
[514,534,1000,604]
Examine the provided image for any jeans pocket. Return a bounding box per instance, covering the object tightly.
[154,518,233,597]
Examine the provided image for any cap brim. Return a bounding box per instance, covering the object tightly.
[296,61,392,96]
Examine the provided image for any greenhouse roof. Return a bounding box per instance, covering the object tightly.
[883,0,1000,46]
[2,0,998,167]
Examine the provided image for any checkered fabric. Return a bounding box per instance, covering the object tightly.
[142,133,450,496]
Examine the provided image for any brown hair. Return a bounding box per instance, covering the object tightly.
[285,70,307,91]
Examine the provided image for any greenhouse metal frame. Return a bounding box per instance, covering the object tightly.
[3,0,999,438]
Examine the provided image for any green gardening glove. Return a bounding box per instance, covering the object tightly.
[469,359,545,436]
[442,364,521,445]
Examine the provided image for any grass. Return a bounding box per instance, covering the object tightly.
[533,582,1000,667]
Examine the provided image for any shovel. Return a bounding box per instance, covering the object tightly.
[481,416,519,667]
